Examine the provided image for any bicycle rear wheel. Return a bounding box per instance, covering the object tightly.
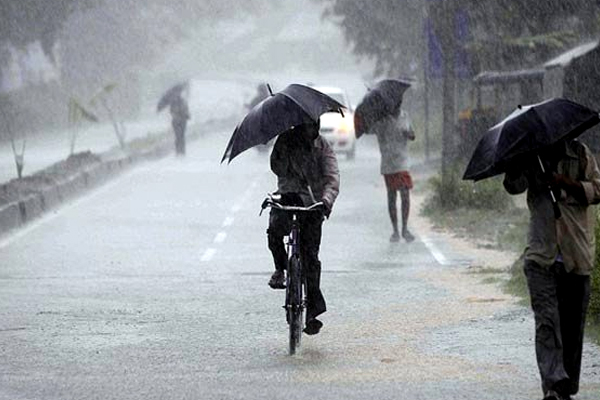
[287,255,303,355]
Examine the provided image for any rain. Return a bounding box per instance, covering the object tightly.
[1,1,600,399]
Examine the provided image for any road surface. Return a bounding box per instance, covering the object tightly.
[1,128,599,400]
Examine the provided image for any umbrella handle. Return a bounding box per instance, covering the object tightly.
[549,189,562,219]
[537,155,562,219]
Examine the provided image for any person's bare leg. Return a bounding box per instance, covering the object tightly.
[400,188,414,242]
[387,188,400,242]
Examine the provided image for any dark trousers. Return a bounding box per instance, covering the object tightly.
[524,260,590,396]
[267,209,326,321]
[172,120,187,155]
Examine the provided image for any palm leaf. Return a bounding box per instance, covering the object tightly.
[69,98,99,124]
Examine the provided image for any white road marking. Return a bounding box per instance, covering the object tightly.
[230,178,260,214]
[420,234,451,265]
[214,232,227,243]
[200,248,217,262]
[0,171,132,250]
[200,178,260,262]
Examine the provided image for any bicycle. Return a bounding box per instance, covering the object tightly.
[260,193,323,355]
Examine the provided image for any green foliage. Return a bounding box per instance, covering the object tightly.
[423,167,513,213]
[590,209,600,323]
[319,0,424,77]
[319,0,599,75]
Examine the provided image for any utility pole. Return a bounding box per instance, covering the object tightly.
[422,4,431,162]
[430,0,457,184]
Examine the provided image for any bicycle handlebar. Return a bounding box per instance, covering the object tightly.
[259,194,324,215]
[267,201,324,212]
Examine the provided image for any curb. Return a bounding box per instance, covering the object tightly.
[0,120,227,238]
[0,202,21,232]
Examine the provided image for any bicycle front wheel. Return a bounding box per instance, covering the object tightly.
[287,255,303,355]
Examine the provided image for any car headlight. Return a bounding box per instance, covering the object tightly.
[336,116,353,135]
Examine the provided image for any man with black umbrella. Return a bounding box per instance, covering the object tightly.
[266,120,339,335]
[503,139,600,400]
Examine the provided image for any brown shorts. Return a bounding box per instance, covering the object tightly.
[384,171,413,191]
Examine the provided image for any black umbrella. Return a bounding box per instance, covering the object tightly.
[354,79,411,138]
[221,84,345,163]
[463,98,600,219]
[157,82,188,112]
[463,98,600,181]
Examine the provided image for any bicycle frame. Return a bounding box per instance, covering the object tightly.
[261,193,323,355]
[287,213,300,261]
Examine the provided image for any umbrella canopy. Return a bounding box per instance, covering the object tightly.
[354,79,411,138]
[157,82,188,112]
[221,84,345,163]
[463,98,600,181]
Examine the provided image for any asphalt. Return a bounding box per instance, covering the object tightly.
[1,130,600,400]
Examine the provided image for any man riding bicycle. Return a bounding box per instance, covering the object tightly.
[267,120,340,335]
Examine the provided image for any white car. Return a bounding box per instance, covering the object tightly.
[313,86,356,159]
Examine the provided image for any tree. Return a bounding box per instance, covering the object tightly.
[319,0,424,77]
[67,97,98,156]
[319,0,600,184]
[320,0,600,74]
[0,97,26,179]
[89,83,127,150]
[58,0,280,97]
[0,0,96,63]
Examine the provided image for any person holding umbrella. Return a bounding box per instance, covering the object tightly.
[169,94,190,156]
[355,79,415,243]
[157,82,190,156]
[222,83,344,335]
[504,139,600,400]
[267,121,339,335]
[463,98,600,400]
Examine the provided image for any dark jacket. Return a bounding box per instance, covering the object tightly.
[270,127,340,212]
[169,97,190,123]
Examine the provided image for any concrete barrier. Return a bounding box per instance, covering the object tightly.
[19,194,45,223]
[0,117,230,236]
[56,174,87,202]
[83,164,111,188]
[40,185,62,211]
[0,201,21,233]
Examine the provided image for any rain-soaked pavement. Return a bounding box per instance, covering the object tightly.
[1,127,600,400]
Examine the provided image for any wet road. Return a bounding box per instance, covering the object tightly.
[1,129,600,400]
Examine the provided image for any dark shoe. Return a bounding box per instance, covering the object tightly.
[268,270,285,289]
[303,318,323,335]
[402,229,415,243]
[542,390,564,400]
[390,232,400,242]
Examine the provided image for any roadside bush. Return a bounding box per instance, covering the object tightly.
[423,166,513,213]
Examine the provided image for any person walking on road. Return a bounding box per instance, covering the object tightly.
[266,121,340,335]
[503,139,600,400]
[170,95,190,156]
[371,102,416,242]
